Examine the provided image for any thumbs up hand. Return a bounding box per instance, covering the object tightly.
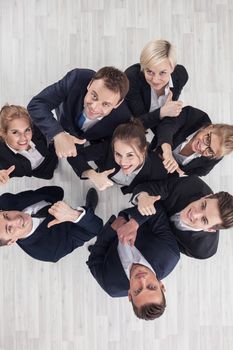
[54,132,86,158]
[0,165,15,185]
[89,168,115,191]
[160,89,183,118]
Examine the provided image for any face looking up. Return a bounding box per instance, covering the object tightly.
[2,117,33,151]
[84,79,122,120]
[143,58,174,93]
[128,264,165,308]
[191,127,223,158]
[113,139,146,175]
[0,211,33,245]
[180,197,222,231]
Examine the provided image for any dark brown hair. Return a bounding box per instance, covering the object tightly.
[93,66,129,101]
[131,290,166,320]
[210,191,233,229]
[112,118,148,156]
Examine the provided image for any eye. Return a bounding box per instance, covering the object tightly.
[145,69,153,76]
[201,216,208,225]
[12,130,19,135]
[25,127,31,133]
[114,152,121,158]
[91,92,98,100]
[103,102,110,107]
[147,284,157,290]
[160,71,167,76]
[126,153,134,158]
[134,288,142,296]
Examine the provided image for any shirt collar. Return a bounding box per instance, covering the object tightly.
[6,140,35,154]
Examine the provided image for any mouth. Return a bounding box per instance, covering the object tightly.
[135,272,147,278]
[121,165,132,172]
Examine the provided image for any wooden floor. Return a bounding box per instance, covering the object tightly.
[0,0,233,349]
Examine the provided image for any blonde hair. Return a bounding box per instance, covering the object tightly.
[211,124,233,156]
[0,104,32,141]
[140,39,177,71]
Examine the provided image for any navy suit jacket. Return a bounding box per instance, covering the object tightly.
[132,176,219,259]
[0,125,58,179]
[125,63,188,129]
[87,203,180,297]
[68,139,169,194]
[0,186,103,262]
[27,68,131,142]
[153,105,222,176]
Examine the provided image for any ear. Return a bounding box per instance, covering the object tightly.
[159,281,166,293]
[7,238,17,246]
[128,290,132,302]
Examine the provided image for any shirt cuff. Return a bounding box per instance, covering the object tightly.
[73,206,86,223]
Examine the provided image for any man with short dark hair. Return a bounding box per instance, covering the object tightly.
[0,187,102,262]
[27,66,131,159]
[131,176,233,259]
[87,203,180,320]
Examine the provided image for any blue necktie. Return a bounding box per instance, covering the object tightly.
[76,112,86,129]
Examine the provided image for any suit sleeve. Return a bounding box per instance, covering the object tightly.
[27,69,82,141]
[67,141,110,178]
[183,157,222,177]
[86,216,117,292]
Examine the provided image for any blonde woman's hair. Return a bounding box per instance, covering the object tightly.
[0,104,32,140]
[140,39,177,71]
[211,124,233,156]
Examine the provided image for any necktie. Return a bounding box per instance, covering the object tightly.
[76,112,86,129]
[31,205,51,218]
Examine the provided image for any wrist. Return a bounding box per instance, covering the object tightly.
[129,218,139,230]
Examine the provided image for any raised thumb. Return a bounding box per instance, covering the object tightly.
[105,168,115,175]
[73,137,86,144]
[6,165,15,175]
[167,90,173,102]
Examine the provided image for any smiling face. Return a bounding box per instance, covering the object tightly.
[113,139,146,175]
[191,126,223,158]
[83,79,122,120]
[180,197,222,231]
[0,211,33,245]
[3,117,33,151]
[128,264,165,308]
[143,58,173,93]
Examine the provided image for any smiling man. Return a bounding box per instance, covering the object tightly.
[131,176,233,259]
[27,66,131,159]
[87,204,180,320]
[0,187,103,262]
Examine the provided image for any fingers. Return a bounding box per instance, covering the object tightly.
[167,90,173,102]
[138,205,156,216]
[163,158,179,173]
[6,165,15,175]
[47,219,60,228]
[176,167,185,176]
[57,147,77,158]
[0,173,10,185]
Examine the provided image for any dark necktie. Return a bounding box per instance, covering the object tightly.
[31,205,51,218]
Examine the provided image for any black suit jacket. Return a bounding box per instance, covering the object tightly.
[0,187,103,262]
[132,176,219,259]
[87,203,180,297]
[0,125,58,179]
[153,105,222,176]
[125,63,188,129]
[68,139,169,194]
[27,68,131,142]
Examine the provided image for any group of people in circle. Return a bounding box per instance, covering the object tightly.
[0,39,233,321]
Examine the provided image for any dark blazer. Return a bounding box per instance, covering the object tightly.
[27,68,131,142]
[132,176,220,259]
[0,125,58,179]
[68,139,169,194]
[125,63,188,129]
[153,105,222,176]
[87,203,180,297]
[0,186,103,262]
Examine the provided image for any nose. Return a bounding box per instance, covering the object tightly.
[90,101,102,113]
[19,133,27,141]
[7,215,22,228]
[151,74,160,83]
[192,210,202,221]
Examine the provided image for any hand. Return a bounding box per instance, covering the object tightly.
[0,165,15,185]
[90,168,115,191]
[160,90,183,118]
[54,132,86,158]
[117,218,139,246]
[137,192,161,216]
[47,201,81,227]
[162,150,184,175]
[111,216,127,231]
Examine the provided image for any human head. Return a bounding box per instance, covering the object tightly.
[140,39,177,92]
[83,67,129,120]
[0,104,33,151]
[180,192,233,231]
[191,124,233,158]
[128,264,166,320]
[0,210,33,246]
[112,119,147,174]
